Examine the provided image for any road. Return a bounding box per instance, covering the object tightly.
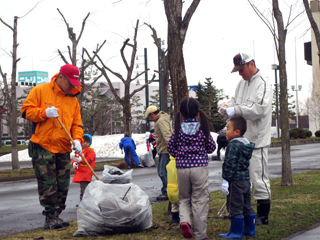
[0,143,319,237]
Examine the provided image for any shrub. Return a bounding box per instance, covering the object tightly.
[305,130,312,138]
[315,130,320,138]
[289,130,299,139]
[291,128,306,139]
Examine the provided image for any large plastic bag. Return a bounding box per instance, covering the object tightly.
[141,150,155,167]
[73,181,153,236]
[166,156,180,203]
[102,165,133,184]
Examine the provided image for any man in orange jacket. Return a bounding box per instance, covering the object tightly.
[21,64,83,230]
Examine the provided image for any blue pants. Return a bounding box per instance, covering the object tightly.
[124,145,140,166]
[157,154,170,196]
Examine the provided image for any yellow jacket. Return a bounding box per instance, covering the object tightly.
[21,73,83,153]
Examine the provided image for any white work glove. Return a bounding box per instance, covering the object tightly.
[226,107,236,117]
[121,149,123,154]
[72,162,79,169]
[221,179,229,195]
[46,106,59,118]
[150,145,154,151]
[71,152,82,162]
[71,140,82,153]
[218,107,227,116]
[145,132,150,139]
[220,148,226,161]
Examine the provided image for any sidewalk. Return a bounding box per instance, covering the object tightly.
[282,222,320,240]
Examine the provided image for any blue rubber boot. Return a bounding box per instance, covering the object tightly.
[218,216,244,239]
[243,214,256,237]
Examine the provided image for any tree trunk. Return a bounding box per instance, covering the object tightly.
[7,16,20,170]
[163,0,201,114]
[273,0,292,186]
[123,100,132,138]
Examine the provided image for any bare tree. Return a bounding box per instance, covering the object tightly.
[0,16,21,170]
[85,20,156,137]
[145,23,171,112]
[163,0,201,112]
[248,0,304,186]
[301,84,320,130]
[56,9,104,105]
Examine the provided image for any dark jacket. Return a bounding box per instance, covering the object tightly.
[222,136,255,182]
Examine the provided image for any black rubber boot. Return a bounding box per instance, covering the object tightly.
[171,211,180,223]
[256,199,271,225]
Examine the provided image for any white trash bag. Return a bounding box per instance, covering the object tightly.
[73,181,153,236]
[141,150,155,167]
[102,165,133,184]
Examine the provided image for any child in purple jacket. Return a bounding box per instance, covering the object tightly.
[167,97,216,240]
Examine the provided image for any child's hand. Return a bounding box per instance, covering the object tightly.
[121,149,123,154]
[71,152,82,162]
[72,162,79,169]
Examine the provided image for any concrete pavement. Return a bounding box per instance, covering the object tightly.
[282,223,320,240]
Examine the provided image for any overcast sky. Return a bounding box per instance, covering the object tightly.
[0,0,312,104]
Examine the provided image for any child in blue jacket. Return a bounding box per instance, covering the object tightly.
[119,134,144,168]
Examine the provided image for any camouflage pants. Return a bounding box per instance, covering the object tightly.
[29,142,71,216]
[80,181,90,198]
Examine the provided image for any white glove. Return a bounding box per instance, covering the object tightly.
[121,149,123,154]
[71,152,82,162]
[150,145,154,151]
[145,132,150,139]
[226,107,235,117]
[220,148,226,161]
[46,106,59,118]
[221,179,229,195]
[71,140,82,153]
[218,107,227,116]
[72,162,79,169]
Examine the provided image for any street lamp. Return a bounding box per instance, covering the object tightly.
[271,64,280,140]
[291,84,302,128]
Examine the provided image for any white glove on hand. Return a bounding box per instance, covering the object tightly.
[72,140,82,153]
[150,145,154,151]
[226,107,236,117]
[145,132,150,139]
[220,148,226,161]
[72,162,79,169]
[121,149,123,154]
[221,179,229,195]
[46,106,59,118]
[218,107,227,116]
[71,152,82,162]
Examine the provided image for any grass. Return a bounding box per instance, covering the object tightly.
[0,145,28,153]
[2,170,320,240]
[271,136,320,143]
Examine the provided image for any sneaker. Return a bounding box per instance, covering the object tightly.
[138,163,144,168]
[181,222,193,238]
[156,194,169,201]
[44,211,62,230]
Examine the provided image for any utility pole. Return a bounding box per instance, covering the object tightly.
[157,38,164,111]
[144,48,150,131]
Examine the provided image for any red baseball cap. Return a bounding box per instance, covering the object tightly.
[60,64,81,86]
